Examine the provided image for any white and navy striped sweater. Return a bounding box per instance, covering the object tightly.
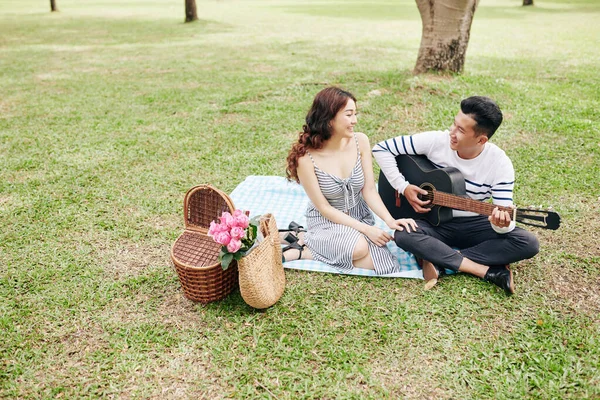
[372,130,515,232]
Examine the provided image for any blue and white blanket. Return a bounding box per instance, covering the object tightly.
[230,176,424,279]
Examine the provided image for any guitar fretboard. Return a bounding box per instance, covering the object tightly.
[428,191,511,216]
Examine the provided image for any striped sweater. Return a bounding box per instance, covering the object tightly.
[372,130,515,232]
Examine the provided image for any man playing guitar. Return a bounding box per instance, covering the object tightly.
[373,96,539,294]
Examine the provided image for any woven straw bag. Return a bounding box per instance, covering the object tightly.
[237,213,286,309]
[171,185,238,303]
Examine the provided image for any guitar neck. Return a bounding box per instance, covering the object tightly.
[433,191,511,217]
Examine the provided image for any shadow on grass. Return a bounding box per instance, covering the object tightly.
[0,14,232,48]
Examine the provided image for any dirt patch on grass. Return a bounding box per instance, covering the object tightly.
[213,112,251,125]
[370,352,452,399]
[523,202,600,317]
[57,319,112,357]
[536,200,600,260]
[103,241,172,279]
[545,272,600,315]
[90,216,180,279]
[406,73,455,86]
[0,100,16,119]
[250,63,277,74]
[157,290,205,325]
[103,288,205,331]
[0,194,12,209]
[373,101,429,141]
[23,317,226,399]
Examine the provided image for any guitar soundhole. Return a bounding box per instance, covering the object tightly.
[418,183,435,209]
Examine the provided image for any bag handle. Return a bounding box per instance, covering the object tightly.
[259,214,279,246]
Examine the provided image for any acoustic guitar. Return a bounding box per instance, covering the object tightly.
[378,154,561,230]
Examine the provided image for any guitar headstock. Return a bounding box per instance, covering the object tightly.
[515,208,561,230]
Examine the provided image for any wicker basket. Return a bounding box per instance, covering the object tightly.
[171,185,238,303]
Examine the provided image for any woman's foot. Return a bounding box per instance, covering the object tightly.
[282,241,306,262]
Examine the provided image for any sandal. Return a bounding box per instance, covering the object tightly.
[281,232,299,244]
[278,221,307,234]
[281,241,305,262]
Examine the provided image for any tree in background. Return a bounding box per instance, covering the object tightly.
[414,0,478,74]
[523,0,534,6]
[185,0,198,22]
[50,0,58,12]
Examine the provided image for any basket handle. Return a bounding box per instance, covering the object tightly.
[182,184,236,231]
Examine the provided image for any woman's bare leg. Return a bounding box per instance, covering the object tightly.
[352,236,375,270]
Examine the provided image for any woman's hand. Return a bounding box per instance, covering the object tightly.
[386,218,418,233]
[362,225,393,247]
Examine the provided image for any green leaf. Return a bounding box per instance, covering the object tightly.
[220,252,234,270]
[248,223,257,242]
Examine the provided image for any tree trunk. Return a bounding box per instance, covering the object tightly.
[185,0,198,22]
[414,0,479,74]
[523,0,534,6]
[50,0,58,12]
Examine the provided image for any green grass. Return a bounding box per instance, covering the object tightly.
[1,0,599,398]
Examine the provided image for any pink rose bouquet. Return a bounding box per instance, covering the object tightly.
[208,209,258,270]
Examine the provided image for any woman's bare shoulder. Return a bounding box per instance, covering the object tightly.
[297,153,313,169]
[354,132,371,148]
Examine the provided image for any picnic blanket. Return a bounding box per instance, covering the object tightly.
[230,176,424,279]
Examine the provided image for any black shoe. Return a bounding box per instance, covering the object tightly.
[281,232,299,244]
[484,265,514,295]
[278,221,306,234]
[281,241,305,262]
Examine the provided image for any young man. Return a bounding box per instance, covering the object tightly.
[372,96,539,294]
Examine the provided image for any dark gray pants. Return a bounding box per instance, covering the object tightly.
[394,216,539,271]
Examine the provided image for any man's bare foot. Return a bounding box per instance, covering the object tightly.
[421,259,439,290]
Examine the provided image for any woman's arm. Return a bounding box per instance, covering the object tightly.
[297,153,392,246]
[358,133,417,233]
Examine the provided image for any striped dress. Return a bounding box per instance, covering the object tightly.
[303,135,399,275]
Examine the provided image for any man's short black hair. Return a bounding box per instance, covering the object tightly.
[460,96,503,138]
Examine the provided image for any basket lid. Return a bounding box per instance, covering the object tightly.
[183,185,235,233]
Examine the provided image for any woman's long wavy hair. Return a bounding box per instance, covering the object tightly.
[286,87,356,182]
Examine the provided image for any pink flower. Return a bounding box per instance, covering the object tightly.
[231,211,250,229]
[208,221,228,236]
[230,226,245,240]
[220,212,235,228]
[213,231,231,246]
[227,239,242,253]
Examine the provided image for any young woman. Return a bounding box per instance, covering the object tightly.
[284,87,417,274]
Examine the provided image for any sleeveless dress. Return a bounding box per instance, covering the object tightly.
[303,134,399,275]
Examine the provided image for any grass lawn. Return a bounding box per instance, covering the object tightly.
[1,0,599,398]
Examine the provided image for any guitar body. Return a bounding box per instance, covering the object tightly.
[378,155,467,226]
